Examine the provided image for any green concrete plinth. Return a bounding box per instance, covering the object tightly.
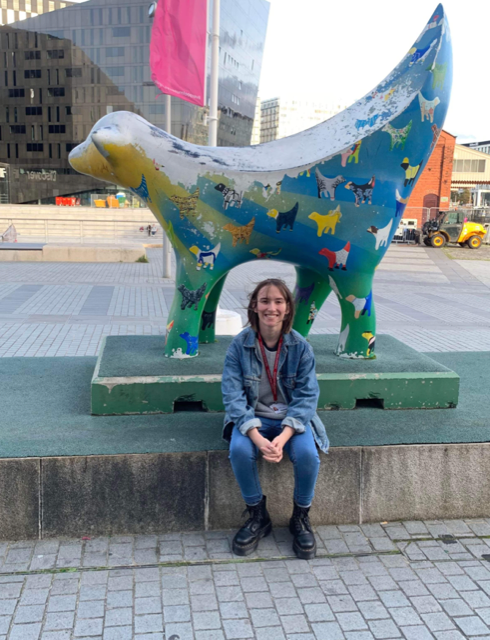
[91,335,459,416]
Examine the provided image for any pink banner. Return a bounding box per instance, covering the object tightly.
[150,0,207,107]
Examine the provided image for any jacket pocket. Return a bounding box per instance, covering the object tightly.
[281,374,297,390]
[243,375,259,387]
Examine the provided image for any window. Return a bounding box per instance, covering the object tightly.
[14,107,18,123]
[113,27,130,37]
[105,47,124,57]
[26,106,42,115]
[5,107,8,123]
[454,159,486,173]
[12,70,16,86]
[11,51,16,66]
[66,143,77,152]
[49,125,65,133]
[39,124,43,140]
[65,68,82,78]
[24,69,42,79]
[56,106,60,122]
[7,143,10,159]
[47,50,64,59]
[47,69,50,84]
[25,50,41,60]
[31,124,35,140]
[48,106,52,122]
[8,88,24,97]
[4,71,7,87]
[26,143,43,151]
[106,66,125,77]
[39,88,42,103]
[10,125,26,134]
[47,87,65,97]
[65,106,72,116]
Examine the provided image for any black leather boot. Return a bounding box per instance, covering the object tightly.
[289,503,317,560]
[232,495,272,556]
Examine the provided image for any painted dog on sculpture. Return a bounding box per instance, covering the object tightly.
[70,5,451,359]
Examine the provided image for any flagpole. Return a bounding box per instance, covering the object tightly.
[208,0,220,146]
[162,93,172,278]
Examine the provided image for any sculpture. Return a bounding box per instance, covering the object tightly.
[69,5,452,359]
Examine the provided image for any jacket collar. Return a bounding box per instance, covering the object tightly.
[243,326,300,348]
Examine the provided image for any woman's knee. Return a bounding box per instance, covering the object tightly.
[229,429,256,464]
[293,440,320,470]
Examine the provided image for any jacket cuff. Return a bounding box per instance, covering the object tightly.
[238,417,262,437]
[281,416,306,434]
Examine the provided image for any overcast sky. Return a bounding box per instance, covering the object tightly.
[258,0,487,143]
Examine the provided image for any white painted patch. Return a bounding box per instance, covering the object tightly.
[170,347,194,359]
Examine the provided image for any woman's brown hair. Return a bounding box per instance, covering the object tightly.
[247,278,295,334]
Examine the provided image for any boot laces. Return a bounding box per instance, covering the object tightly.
[293,507,312,532]
[242,503,262,527]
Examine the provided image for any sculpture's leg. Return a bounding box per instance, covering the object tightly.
[164,256,220,358]
[199,272,228,344]
[292,267,332,337]
[336,273,376,359]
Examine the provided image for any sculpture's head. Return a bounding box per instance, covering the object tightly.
[266,209,279,219]
[68,111,172,191]
[188,246,200,256]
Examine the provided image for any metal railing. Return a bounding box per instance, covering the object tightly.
[0,217,163,245]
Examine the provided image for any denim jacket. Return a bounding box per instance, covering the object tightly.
[221,327,329,453]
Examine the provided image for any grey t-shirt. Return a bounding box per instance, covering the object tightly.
[255,340,288,420]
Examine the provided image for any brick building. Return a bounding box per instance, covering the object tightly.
[405,129,456,227]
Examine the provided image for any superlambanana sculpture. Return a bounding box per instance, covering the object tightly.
[70,5,451,359]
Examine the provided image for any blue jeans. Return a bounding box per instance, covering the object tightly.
[229,417,320,508]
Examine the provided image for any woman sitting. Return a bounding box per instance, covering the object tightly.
[222,278,329,559]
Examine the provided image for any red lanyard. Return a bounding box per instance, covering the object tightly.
[258,334,283,402]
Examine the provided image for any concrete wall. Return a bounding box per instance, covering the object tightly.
[2,442,490,540]
[0,244,147,263]
[0,205,154,222]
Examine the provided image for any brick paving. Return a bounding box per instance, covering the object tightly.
[0,245,490,356]
[3,521,490,638]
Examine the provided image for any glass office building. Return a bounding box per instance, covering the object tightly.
[0,0,270,203]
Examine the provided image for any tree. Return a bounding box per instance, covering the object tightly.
[459,188,471,206]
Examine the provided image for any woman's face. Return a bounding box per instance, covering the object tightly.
[255,285,289,333]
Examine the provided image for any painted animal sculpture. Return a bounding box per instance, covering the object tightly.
[69,5,452,359]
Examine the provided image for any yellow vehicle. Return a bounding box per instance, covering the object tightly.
[422,210,487,249]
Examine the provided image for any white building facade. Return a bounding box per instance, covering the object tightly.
[259,97,346,143]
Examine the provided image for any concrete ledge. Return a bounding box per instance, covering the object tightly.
[42,453,206,538]
[4,442,490,540]
[0,243,147,262]
[0,458,39,540]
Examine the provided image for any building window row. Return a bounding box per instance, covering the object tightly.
[47,87,64,97]
[224,52,239,69]
[24,69,41,79]
[453,159,486,173]
[24,50,41,60]
[48,124,65,133]
[46,50,64,59]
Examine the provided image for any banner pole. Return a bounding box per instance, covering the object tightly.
[208,0,220,147]
[162,93,172,278]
